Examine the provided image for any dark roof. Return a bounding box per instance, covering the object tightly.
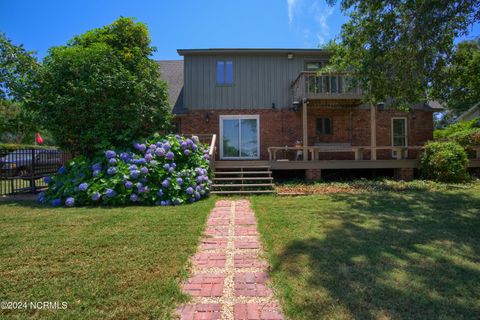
[157,60,186,114]
[177,48,328,56]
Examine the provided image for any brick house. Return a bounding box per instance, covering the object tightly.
[158,49,442,186]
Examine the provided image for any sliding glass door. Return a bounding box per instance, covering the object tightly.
[220,115,259,159]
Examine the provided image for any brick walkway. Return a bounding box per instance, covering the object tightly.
[177,199,284,320]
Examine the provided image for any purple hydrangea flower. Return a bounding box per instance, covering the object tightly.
[130,170,140,179]
[130,193,138,202]
[105,189,116,198]
[205,154,210,160]
[109,158,117,165]
[78,183,88,191]
[176,178,184,185]
[149,144,156,149]
[184,149,191,156]
[163,143,171,151]
[194,191,201,200]
[156,141,163,147]
[92,163,102,171]
[197,176,204,184]
[51,198,61,207]
[107,167,117,175]
[171,162,176,168]
[125,181,133,189]
[119,152,131,162]
[186,139,193,146]
[155,148,165,157]
[93,170,100,177]
[65,197,75,207]
[192,144,198,151]
[166,151,174,160]
[181,141,188,149]
[169,167,175,174]
[91,192,101,201]
[163,163,170,170]
[186,187,194,195]
[140,167,149,174]
[105,150,116,159]
[162,179,170,188]
[134,143,146,151]
[140,186,149,193]
[129,164,138,171]
[43,176,52,184]
[145,153,153,162]
[160,201,167,206]
[157,189,164,196]
[136,158,146,165]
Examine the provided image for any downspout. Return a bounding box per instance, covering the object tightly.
[370,102,377,160]
[302,98,308,160]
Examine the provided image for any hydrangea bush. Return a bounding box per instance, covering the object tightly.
[38,134,212,207]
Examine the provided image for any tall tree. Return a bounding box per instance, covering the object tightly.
[32,17,171,156]
[433,39,480,115]
[325,0,480,108]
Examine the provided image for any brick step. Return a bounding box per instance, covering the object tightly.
[211,190,276,194]
[214,171,271,175]
[213,177,274,181]
[212,183,274,188]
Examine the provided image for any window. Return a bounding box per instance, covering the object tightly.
[392,117,407,158]
[216,60,233,85]
[316,118,332,135]
[305,61,323,71]
[220,115,259,159]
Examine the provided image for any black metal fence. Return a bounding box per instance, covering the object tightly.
[0,148,71,196]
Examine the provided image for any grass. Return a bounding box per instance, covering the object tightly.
[0,198,215,319]
[252,182,480,320]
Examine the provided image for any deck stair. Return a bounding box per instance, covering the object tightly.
[211,166,275,195]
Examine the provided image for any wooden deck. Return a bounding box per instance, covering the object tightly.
[216,159,480,170]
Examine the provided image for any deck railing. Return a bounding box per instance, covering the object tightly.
[188,134,217,170]
[292,71,362,101]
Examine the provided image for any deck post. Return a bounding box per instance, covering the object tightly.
[302,99,308,160]
[370,103,377,160]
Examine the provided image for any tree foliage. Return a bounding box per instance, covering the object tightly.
[325,0,480,108]
[32,17,172,156]
[432,39,480,115]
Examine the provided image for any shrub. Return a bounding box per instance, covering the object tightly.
[420,141,469,182]
[38,134,212,207]
[434,117,480,156]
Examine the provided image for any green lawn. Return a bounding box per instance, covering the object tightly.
[0,198,215,319]
[252,183,480,320]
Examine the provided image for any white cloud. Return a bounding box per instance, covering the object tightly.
[311,1,334,45]
[287,0,298,24]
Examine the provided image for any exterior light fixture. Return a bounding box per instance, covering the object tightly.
[205,112,210,123]
[272,103,276,109]
[287,53,294,60]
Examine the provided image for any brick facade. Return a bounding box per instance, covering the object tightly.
[177,104,434,161]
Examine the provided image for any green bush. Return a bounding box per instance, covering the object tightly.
[420,141,469,182]
[434,118,480,156]
[38,134,212,207]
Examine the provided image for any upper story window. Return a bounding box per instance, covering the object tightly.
[305,61,323,71]
[216,60,233,85]
[316,117,332,135]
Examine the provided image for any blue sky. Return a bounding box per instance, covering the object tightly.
[0,0,478,61]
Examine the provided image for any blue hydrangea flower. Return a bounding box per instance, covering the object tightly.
[194,191,201,200]
[136,182,143,189]
[162,179,170,188]
[205,154,210,160]
[58,166,66,175]
[134,143,146,151]
[186,187,194,195]
[51,198,61,207]
[91,192,101,201]
[129,164,138,171]
[37,192,46,203]
[192,144,198,151]
[107,167,117,175]
[145,153,153,162]
[92,163,102,171]
[155,148,165,157]
[163,143,171,151]
[140,167,149,174]
[184,149,191,156]
[65,197,75,207]
[43,176,52,184]
[166,151,174,160]
[163,163,170,170]
[109,158,117,165]
[200,190,206,196]
[189,198,195,203]
[173,199,181,206]
[125,181,133,189]
[171,162,176,168]
[140,186,149,193]
[186,138,193,146]
[119,152,131,162]
[181,141,188,149]
[169,167,175,174]
[176,178,184,185]
[160,201,167,206]
[105,150,116,159]
[157,189,164,196]
[78,183,88,191]
[197,176,203,184]
[130,170,140,179]
[130,193,139,202]
[136,158,146,165]
[105,189,116,198]
[149,144,156,149]
[93,170,100,177]
[156,141,163,147]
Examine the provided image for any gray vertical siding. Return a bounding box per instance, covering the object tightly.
[184,54,327,110]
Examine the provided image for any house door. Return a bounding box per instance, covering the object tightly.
[220,115,260,160]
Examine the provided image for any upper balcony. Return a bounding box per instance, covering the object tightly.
[291,71,363,102]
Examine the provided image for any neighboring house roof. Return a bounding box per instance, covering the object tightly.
[157,60,187,114]
[456,102,480,122]
[177,48,328,56]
